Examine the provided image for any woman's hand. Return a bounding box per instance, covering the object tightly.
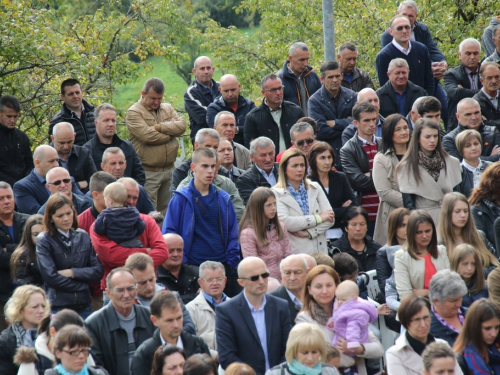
[320,209,335,223]
[377,304,392,316]
[342,200,352,207]
[290,230,310,238]
[412,288,429,297]
[58,269,74,278]
[336,337,365,356]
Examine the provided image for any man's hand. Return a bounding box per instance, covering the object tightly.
[342,200,352,207]
[326,120,336,128]
[432,61,447,80]
[491,145,500,156]
[78,181,88,190]
[58,269,74,278]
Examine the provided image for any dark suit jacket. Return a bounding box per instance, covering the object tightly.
[269,286,299,325]
[61,144,97,193]
[216,292,291,375]
[376,80,427,118]
[13,169,50,214]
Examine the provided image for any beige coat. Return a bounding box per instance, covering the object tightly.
[396,155,462,225]
[295,311,384,375]
[394,245,450,299]
[234,142,252,170]
[126,98,186,170]
[373,150,404,245]
[272,181,332,254]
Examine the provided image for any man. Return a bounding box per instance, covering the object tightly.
[0,182,29,329]
[414,96,443,131]
[131,292,210,375]
[484,25,500,63]
[13,145,60,214]
[337,43,375,92]
[84,103,146,185]
[269,255,308,325]
[236,137,279,204]
[206,74,255,145]
[216,257,291,375]
[277,42,322,115]
[184,56,220,142]
[309,60,357,170]
[276,122,317,162]
[300,254,317,272]
[38,167,92,215]
[473,62,500,127]
[126,77,186,214]
[217,138,246,182]
[86,268,156,375]
[376,58,427,118]
[163,148,241,297]
[51,122,96,192]
[443,98,500,162]
[157,233,200,304]
[0,95,33,187]
[186,261,229,359]
[49,79,96,146]
[213,111,252,170]
[340,103,382,237]
[244,73,304,154]
[100,148,154,214]
[444,38,483,131]
[483,16,500,57]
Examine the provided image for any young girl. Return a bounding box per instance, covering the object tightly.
[239,187,292,281]
[450,244,488,308]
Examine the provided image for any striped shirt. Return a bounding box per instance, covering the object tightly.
[360,137,379,220]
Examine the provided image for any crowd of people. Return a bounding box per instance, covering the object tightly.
[3,1,500,375]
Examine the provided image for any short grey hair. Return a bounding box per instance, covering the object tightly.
[46,167,69,184]
[398,0,418,13]
[102,147,125,165]
[493,25,500,39]
[290,122,314,140]
[52,122,74,138]
[0,181,12,190]
[289,42,309,57]
[279,254,308,273]
[429,269,468,304]
[117,177,139,189]
[388,58,410,73]
[459,38,481,52]
[214,111,235,127]
[94,103,117,121]
[195,128,220,145]
[199,261,226,279]
[250,137,275,155]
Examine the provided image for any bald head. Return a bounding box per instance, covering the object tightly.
[193,56,215,87]
[163,233,184,245]
[219,74,241,106]
[162,233,184,270]
[51,122,76,158]
[46,167,72,196]
[238,257,267,278]
[335,280,359,306]
[299,254,317,272]
[357,88,380,113]
[33,145,59,178]
[52,122,75,138]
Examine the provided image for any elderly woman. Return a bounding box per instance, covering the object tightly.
[429,269,468,347]
[295,265,383,375]
[272,149,334,254]
[385,295,463,375]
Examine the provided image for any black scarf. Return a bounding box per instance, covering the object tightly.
[406,331,435,356]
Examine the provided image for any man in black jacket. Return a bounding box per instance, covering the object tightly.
[244,73,304,154]
[131,292,210,374]
[473,62,500,129]
[338,43,375,93]
[0,95,34,187]
[49,78,96,146]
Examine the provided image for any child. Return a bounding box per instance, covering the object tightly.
[94,182,146,248]
[331,280,378,352]
[325,343,341,370]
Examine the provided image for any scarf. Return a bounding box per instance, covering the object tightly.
[12,322,27,348]
[287,181,309,215]
[55,363,89,375]
[418,150,444,182]
[310,301,332,326]
[287,360,322,375]
[406,331,435,356]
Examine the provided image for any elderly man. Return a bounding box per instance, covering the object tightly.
[484,25,500,64]
[337,43,375,92]
[213,111,252,170]
[277,42,322,115]
[217,138,246,182]
[84,103,146,185]
[244,74,304,153]
[126,77,186,214]
[51,122,96,192]
[236,137,279,204]
[276,122,317,162]
[206,74,255,145]
[473,62,500,127]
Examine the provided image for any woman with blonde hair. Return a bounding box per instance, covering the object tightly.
[225,363,256,375]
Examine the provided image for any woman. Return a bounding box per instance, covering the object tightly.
[329,207,382,273]
[454,299,500,375]
[295,265,383,375]
[439,192,499,274]
[429,269,468,347]
[373,114,410,244]
[385,295,463,375]
[394,210,450,299]
[0,285,50,375]
[240,187,292,281]
[36,193,104,319]
[265,323,339,375]
[456,129,493,197]
[450,244,488,308]
[44,325,107,375]
[422,342,460,375]
[151,346,186,375]
[308,141,357,240]
[470,163,500,249]
[272,149,334,254]
[184,354,217,375]
[396,118,462,225]
[10,214,44,287]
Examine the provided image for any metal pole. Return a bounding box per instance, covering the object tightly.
[322,0,335,60]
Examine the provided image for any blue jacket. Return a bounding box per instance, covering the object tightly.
[462,283,489,308]
[430,306,467,347]
[463,343,500,375]
[162,182,240,268]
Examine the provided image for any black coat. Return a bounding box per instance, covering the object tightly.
[442,123,500,162]
[269,286,299,325]
[472,200,499,250]
[0,124,33,188]
[49,99,96,146]
[0,325,18,375]
[184,80,220,141]
[376,80,427,119]
[341,115,385,146]
[430,307,467,347]
[236,163,279,204]
[12,247,44,288]
[156,264,200,304]
[60,144,97,193]
[340,67,375,93]
[329,233,381,272]
[473,90,500,130]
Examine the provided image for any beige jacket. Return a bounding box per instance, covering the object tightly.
[396,155,462,225]
[394,245,450,299]
[234,142,252,170]
[126,98,186,171]
[373,150,404,245]
[272,181,332,254]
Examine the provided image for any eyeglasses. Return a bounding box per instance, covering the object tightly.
[47,178,71,186]
[263,86,285,94]
[240,272,270,282]
[409,316,431,324]
[62,348,91,357]
[395,25,411,31]
[295,138,315,147]
[111,285,137,294]
[203,277,225,284]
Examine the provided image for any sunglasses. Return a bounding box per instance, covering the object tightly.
[395,25,411,31]
[240,272,270,282]
[48,178,71,186]
[295,138,315,147]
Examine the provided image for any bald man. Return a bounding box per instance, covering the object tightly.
[216,257,291,375]
[206,74,255,146]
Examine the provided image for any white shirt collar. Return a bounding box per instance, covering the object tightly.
[392,39,412,55]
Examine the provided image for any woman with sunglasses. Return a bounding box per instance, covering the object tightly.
[36,193,104,319]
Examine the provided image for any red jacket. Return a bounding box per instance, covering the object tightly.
[78,207,95,233]
[90,214,169,289]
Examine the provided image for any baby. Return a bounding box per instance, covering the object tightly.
[94,182,146,248]
[331,280,378,352]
